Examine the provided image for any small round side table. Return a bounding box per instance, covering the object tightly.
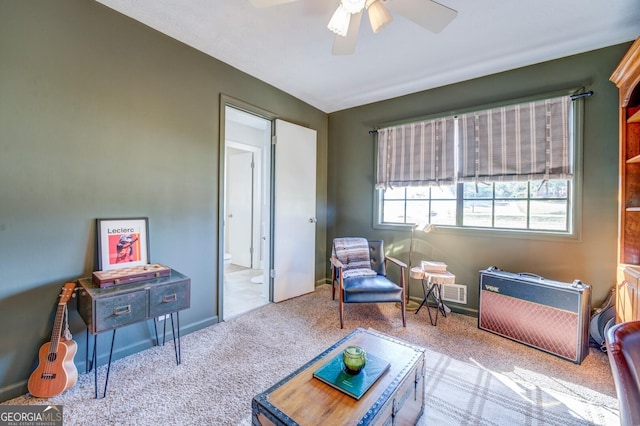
[411,267,455,326]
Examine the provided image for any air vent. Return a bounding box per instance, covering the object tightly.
[441,283,467,304]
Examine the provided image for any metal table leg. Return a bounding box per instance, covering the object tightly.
[415,278,430,315]
[102,330,116,398]
[425,282,440,326]
[85,331,91,374]
[88,330,116,399]
[170,311,181,365]
[154,313,181,365]
[415,278,447,326]
[92,335,97,399]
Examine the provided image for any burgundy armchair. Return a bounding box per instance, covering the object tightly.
[605,320,640,426]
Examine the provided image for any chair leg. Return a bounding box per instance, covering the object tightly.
[401,272,407,327]
[331,267,336,300]
[339,276,344,329]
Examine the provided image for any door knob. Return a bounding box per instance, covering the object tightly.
[309,218,317,223]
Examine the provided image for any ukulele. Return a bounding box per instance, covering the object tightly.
[28,282,78,398]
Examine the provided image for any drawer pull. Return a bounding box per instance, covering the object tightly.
[162,293,178,303]
[113,305,131,316]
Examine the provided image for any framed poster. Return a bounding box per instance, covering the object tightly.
[96,217,149,271]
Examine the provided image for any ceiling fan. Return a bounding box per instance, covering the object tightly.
[249,0,458,55]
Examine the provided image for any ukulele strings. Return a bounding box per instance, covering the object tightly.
[43,300,66,378]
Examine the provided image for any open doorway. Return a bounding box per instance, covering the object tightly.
[222,105,271,320]
[219,99,318,320]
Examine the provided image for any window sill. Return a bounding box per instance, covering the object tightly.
[374,222,580,242]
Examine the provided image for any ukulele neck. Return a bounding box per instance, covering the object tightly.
[49,302,66,351]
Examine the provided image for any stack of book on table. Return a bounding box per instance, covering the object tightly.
[420,260,448,273]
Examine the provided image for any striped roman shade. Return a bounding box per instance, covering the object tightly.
[375,117,456,189]
[457,95,572,183]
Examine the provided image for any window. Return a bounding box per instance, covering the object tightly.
[462,180,570,231]
[382,180,570,232]
[376,93,579,234]
[382,185,457,226]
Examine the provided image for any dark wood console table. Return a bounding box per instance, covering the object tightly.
[76,268,190,398]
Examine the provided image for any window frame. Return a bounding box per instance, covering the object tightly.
[373,90,584,241]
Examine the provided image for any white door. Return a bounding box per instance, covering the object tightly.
[227,150,253,268]
[273,119,317,302]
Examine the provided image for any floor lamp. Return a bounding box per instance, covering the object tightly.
[405,223,435,311]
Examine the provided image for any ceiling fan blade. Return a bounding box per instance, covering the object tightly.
[383,0,457,33]
[332,11,363,56]
[249,0,298,8]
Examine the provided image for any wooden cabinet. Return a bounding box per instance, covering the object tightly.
[610,37,640,323]
[620,266,640,323]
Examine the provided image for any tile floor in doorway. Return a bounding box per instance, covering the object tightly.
[223,265,269,320]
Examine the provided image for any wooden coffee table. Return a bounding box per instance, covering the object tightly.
[252,328,426,425]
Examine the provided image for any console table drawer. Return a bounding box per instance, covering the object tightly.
[94,291,147,332]
[149,281,190,317]
[77,269,191,335]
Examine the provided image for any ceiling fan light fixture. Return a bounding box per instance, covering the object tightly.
[327,4,352,37]
[366,0,392,33]
[341,0,367,14]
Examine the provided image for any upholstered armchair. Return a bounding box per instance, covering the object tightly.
[330,237,407,329]
[605,320,640,426]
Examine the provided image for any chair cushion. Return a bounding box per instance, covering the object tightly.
[333,238,377,279]
[343,275,403,304]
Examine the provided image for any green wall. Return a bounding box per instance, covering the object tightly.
[0,0,631,404]
[0,0,328,401]
[327,43,630,315]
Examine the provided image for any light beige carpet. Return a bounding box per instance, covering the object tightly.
[3,284,619,425]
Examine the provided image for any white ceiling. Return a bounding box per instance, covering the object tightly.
[95,0,640,113]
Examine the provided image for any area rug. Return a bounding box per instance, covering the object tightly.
[420,351,617,425]
[3,285,618,425]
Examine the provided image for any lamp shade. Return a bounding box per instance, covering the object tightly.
[327,5,351,37]
[366,0,392,33]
